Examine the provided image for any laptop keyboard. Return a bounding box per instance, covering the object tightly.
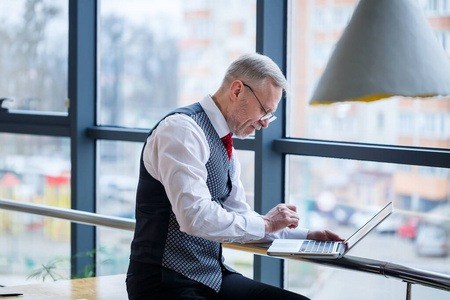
[300,240,335,253]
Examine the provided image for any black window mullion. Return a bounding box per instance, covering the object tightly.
[253,0,287,289]
[68,0,97,278]
[274,138,450,168]
[85,126,257,151]
[0,112,69,136]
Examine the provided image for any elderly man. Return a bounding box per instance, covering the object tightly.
[126,53,343,300]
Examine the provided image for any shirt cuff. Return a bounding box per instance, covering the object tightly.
[244,215,266,241]
[254,227,310,243]
[279,227,309,240]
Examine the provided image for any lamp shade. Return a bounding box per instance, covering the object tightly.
[310,0,450,105]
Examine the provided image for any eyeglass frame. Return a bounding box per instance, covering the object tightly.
[242,83,277,123]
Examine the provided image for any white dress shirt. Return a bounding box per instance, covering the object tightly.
[143,95,308,243]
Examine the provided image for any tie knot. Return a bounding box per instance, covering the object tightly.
[221,133,233,161]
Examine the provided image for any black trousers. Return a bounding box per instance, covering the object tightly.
[126,260,310,300]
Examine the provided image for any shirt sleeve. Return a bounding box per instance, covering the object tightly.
[224,153,309,243]
[143,114,266,243]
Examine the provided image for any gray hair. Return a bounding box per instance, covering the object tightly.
[221,53,288,92]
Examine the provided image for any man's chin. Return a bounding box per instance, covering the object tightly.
[234,133,251,139]
[234,125,259,139]
[234,130,252,139]
[234,129,255,139]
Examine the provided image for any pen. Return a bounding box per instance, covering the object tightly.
[0,294,23,297]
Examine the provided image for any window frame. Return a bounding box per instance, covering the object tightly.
[0,0,449,285]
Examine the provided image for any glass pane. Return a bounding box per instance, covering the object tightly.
[99,0,256,128]
[96,140,140,276]
[97,143,256,276]
[0,0,68,113]
[286,155,450,298]
[222,150,254,278]
[0,133,71,285]
[287,0,450,149]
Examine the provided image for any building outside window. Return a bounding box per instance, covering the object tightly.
[0,0,69,285]
[287,0,450,298]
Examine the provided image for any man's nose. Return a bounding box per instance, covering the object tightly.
[259,119,269,128]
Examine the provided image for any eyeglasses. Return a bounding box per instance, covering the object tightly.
[242,83,277,123]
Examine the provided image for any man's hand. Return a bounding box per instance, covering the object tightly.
[306,229,344,242]
[262,204,299,234]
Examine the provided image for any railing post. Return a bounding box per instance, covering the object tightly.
[406,282,412,300]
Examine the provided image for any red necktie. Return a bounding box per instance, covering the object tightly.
[221,132,233,161]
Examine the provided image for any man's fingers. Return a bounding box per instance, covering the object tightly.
[285,204,297,212]
[307,230,345,242]
[279,207,299,222]
[264,204,300,234]
[276,204,297,214]
[277,204,297,212]
[325,230,345,241]
[288,216,299,229]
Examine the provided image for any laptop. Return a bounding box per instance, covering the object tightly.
[267,201,393,259]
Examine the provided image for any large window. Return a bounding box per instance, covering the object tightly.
[287,156,450,291]
[286,0,450,298]
[288,0,450,149]
[0,0,70,285]
[0,133,70,285]
[96,145,256,277]
[0,1,449,297]
[222,150,255,278]
[96,0,257,276]
[96,140,139,276]
[0,0,68,113]
[99,0,256,129]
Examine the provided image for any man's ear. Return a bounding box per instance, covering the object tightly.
[229,80,243,103]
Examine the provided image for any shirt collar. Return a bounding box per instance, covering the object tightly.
[199,95,231,139]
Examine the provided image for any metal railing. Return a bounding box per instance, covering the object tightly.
[1,197,449,299]
[0,198,134,230]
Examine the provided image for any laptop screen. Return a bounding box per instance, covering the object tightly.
[344,202,393,254]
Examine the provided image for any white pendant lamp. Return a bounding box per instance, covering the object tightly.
[310,0,450,105]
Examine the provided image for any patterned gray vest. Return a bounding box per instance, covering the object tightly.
[130,102,234,292]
